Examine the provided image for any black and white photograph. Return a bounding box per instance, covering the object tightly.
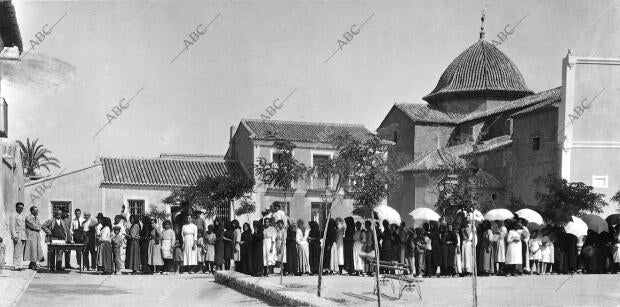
[0,0,619,306]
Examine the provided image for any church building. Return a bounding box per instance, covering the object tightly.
[378,16,620,221]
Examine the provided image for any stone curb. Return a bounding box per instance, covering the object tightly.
[214,271,337,307]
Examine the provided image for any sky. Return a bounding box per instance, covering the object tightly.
[4,0,620,173]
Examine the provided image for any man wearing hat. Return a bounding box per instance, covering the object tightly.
[191,208,206,235]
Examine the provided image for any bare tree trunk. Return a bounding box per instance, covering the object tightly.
[317,207,332,297]
[371,213,381,307]
[280,191,287,285]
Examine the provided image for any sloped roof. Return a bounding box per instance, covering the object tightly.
[472,169,503,189]
[468,135,513,155]
[423,40,533,103]
[399,148,468,173]
[511,94,561,117]
[394,104,464,124]
[392,87,561,126]
[100,157,245,187]
[240,119,372,143]
[159,153,224,161]
[0,1,22,53]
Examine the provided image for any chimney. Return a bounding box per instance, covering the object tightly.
[229,125,235,142]
[0,98,7,138]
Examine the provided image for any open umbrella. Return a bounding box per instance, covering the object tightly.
[515,208,544,226]
[373,204,402,225]
[484,209,514,221]
[606,214,620,226]
[564,216,588,237]
[580,214,609,233]
[409,208,441,221]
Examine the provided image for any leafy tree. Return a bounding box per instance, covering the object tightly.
[145,206,170,223]
[163,174,255,219]
[17,138,61,178]
[611,190,620,203]
[311,132,397,305]
[535,175,608,220]
[434,170,479,224]
[254,137,308,284]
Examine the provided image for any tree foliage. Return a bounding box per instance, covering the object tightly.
[254,139,308,192]
[162,175,255,218]
[434,170,478,224]
[535,175,608,219]
[17,138,61,178]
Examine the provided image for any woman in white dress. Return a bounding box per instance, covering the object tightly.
[335,217,345,274]
[263,218,277,274]
[181,216,198,273]
[296,219,311,274]
[495,220,507,274]
[233,220,242,269]
[352,221,365,274]
[505,224,523,276]
[460,222,474,275]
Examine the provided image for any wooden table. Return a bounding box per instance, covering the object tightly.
[47,243,86,273]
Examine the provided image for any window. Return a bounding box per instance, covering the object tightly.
[128,199,145,218]
[592,175,608,188]
[311,202,331,231]
[312,154,330,190]
[215,202,231,222]
[51,201,71,215]
[532,137,540,151]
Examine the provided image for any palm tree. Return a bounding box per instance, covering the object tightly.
[17,138,61,179]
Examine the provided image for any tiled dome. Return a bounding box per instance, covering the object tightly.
[423,40,533,103]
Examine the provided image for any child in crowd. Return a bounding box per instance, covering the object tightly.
[413,228,426,277]
[540,230,554,275]
[529,231,542,275]
[161,221,175,274]
[173,224,183,274]
[196,232,205,273]
[204,225,216,274]
[111,226,125,274]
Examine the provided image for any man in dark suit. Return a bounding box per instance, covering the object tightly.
[61,209,73,269]
[42,209,67,271]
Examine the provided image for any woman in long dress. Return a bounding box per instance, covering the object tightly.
[363,220,375,274]
[232,220,242,270]
[328,219,340,274]
[381,220,394,264]
[478,221,495,275]
[160,220,175,274]
[285,221,298,275]
[252,221,264,276]
[352,221,365,275]
[140,216,153,274]
[308,221,322,275]
[262,218,277,276]
[323,219,336,274]
[460,221,474,275]
[296,219,311,274]
[97,217,114,274]
[240,223,253,274]
[505,223,523,276]
[148,218,164,273]
[181,216,198,273]
[343,217,356,275]
[275,220,286,268]
[495,220,507,274]
[214,220,225,270]
[335,218,345,274]
[442,224,457,277]
[223,221,234,270]
[125,215,141,273]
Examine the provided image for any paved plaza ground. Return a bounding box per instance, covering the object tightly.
[5,269,620,306]
[259,273,620,306]
[14,271,271,307]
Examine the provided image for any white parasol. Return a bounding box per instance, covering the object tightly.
[484,208,514,221]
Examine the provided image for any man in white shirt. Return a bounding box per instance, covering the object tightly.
[71,208,85,268]
[271,203,288,226]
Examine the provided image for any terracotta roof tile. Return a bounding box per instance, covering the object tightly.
[399,148,468,173]
[100,157,245,187]
[423,40,533,103]
[241,119,372,143]
[394,104,464,124]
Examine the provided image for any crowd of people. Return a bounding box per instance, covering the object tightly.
[5,201,620,278]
